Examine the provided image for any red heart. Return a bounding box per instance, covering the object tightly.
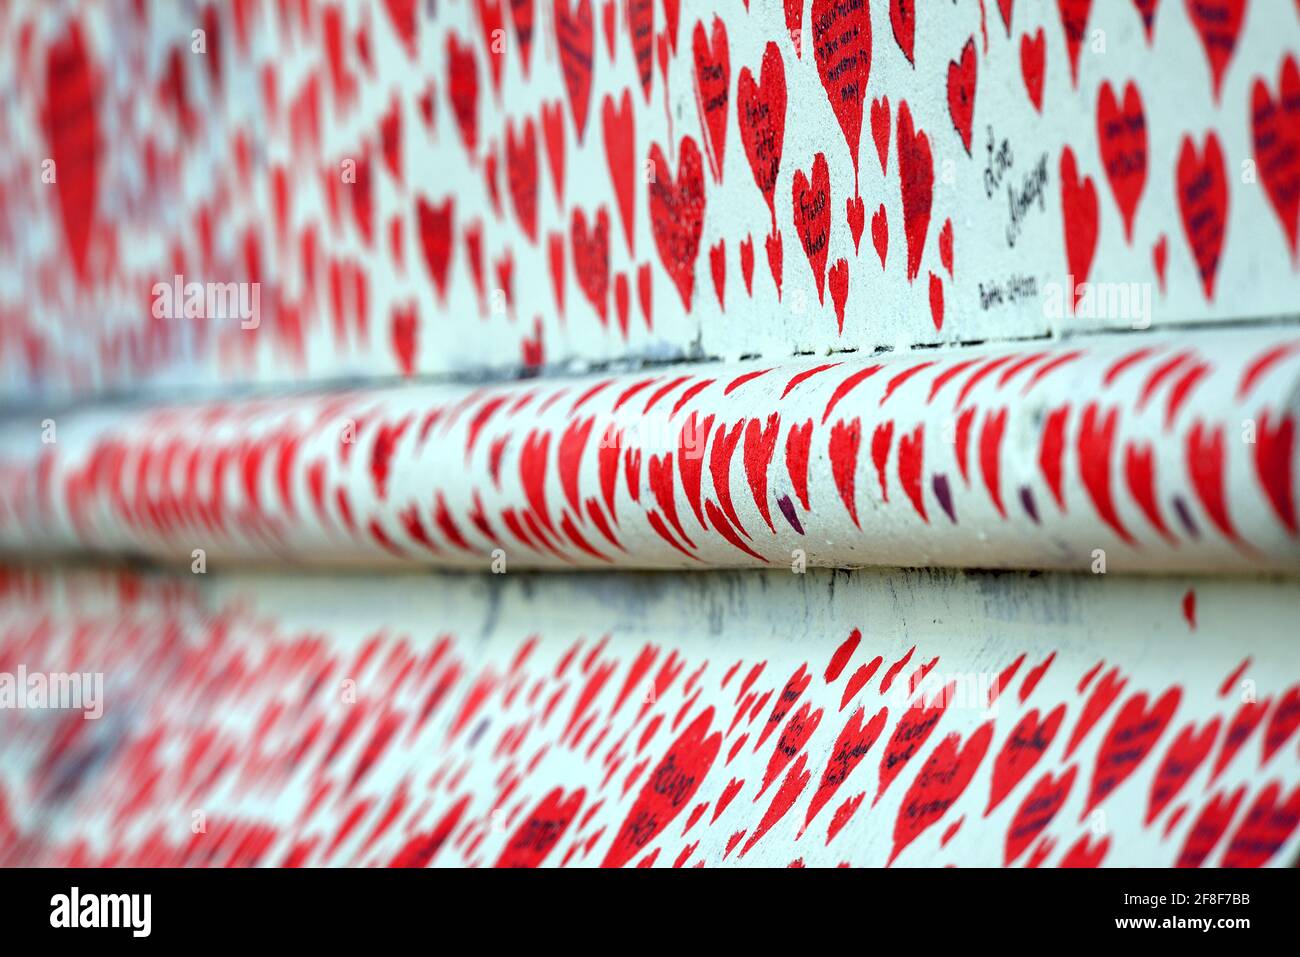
[1132,0,1159,44]
[379,94,402,184]
[998,0,1015,34]
[1185,0,1245,101]
[348,147,375,246]
[601,709,721,867]
[1059,146,1099,312]
[890,723,994,864]
[1176,132,1229,301]
[1084,687,1180,816]
[783,0,805,55]
[1187,420,1239,543]
[736,41,787,224]
[1253,411,1297,535]
[601,91,636,256]
[510,0,536,75]
[898,423,927,521]
[1146,717,1219,825]
[571,206,610,324]
[464,221,485,311]
[601,0,616,62]
[416,196,455,302]
[1005,765,1076,865]
[1250,55,1300,260]
[889,0,915,65]
[613,272,630,337]
[792,152,832,304]
[897,100,934,283]
[1152,233,1168,294]
[476,0,506,95]
[446,33,479,156]
[554,0,595,141]
[390,301,418,376]
[495,787,584,867]
[928,272,944,331]
[692,16,730,184]
[744,413,781,532]
[811,0,872,187]
[627,0,654,101]
[870,96,891,174]
[987,705,1067,815]
[662,0,681,50]
[637,261,653,329]
[548,230,566,317]
[947,37,977,156]
[1220,782,1300,867]
[1176,787,1245,867]
[1020,28,1045,112]
[710,238,727,311]
[648,137,707,310]
[740,234,755,296]
[1263,686,1300,764]
[1096,80,1147,243]
[804,706,889,831]
[847,195,865,254]
[829,258,849,334]
[504,116,539,243]
[1056,0,1093,87]
[766,228,784,300]
[540,99,567,209]
[871,203,888,268]
[829,418,862,528]
[938,218,953,277]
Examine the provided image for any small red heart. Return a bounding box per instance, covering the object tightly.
[637,261,653,330]
[1185,0,1245,101]
[601,0,617,62]
[571,206,611,324]
[1020,28,1045,112]
[504,115,539,243]
[736,42,788,225]
[1096,80,1148,243]
[626,0,654,99]
[792,152,832,304]
[889,0,915,65]
[710,238,727,311]
[828,258,849,334]
[897,101,933,283]
[946,37,977,156]
[647,137,707,310]
[614,272,630,338]
[870,95,891,174]
[739,234,755,296]
[510,0,536,75]
[1176,132,1229,301]
[1152,233,1168,294]
[1250,55,1300,261]
[766,228,784,300]
[1056,0,1094,88]
[416,196,455,303]
[929,272,944,331]
[540,99,567,209]
[554,0,595,141]
[445,32,479,156]
[871,203,888,269]
[601,91,636,256]
[938,218,953,277]
[390,301,418,375]
[846,195,865,254]
[692,16,730,184]
[1059,146,1099,313]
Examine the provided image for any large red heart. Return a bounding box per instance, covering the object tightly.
[1059,146,1099,312]
[804,705,888,830]
[446,33,479,156]
[737,41,787,225]
[1056,0,1093,87]
[1084,687,1180,816]
[1253,411,1297,535]
[811,0,872,188]
[601,708,721,867]
[571,206,611,324]
[947,37,977,156]
[1096,80,1147,243]
[692,16,730,184]
[41,23,100,284]
[554,0,595,142]
[416,196,455,302]
[627,0,654,101]
[1185,0,1246,101]
[1176,132,1229,301]
[1250,55,1300,260]
[793,153,832,304]
[890,722,994,864]
[897,100,933,283]
[648,137,708,310]
[601,91,636,256]
[504,116,539,243]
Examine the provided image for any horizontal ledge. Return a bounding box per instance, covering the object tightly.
[1,328,1298,575]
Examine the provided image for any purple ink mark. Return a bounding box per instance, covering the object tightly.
[932,474,956,524]
[1019,485,1039,524]
[777,494,805,534]
[1172,495,1200,539]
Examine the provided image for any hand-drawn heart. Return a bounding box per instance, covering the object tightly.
[1185,0,1245,101]
[740,234,755,295]
[947,38,977,156]
[938,218,953,277]
[692,16,730,184]
[847,195,865,253]
[1253,411,1297,535]
[1250,55,1300,260]
[1056,0,1094,87]
[571,206,611,324]
[829,258,850,333]
[1084,687,1180,816]
[829,418,863,527]
[1059,146,1099,313]
[476,0,506,95]
[1020,28,1045,112]
[1005,765,1076,865]
[379,95,403,185]
[897,100,934,283]
[986,704,1067,815]
[601,708,721,868]
[601,90,636,256]
[1263,685,1300,764]
[446,32,479,156]
[510,0,536,75]
[662,0,681,50]
[504,115,539,243]
[495,787,584,867]
[811,0,872,190]
[805,705,889,831]
[870,96,891,174]
[613,271,630,337]
[929,272,944,330]
[648,137,707,310]
[416,196,455,302]
[1146,717,1220,825]
[737,41,787,225]
[784,0,805,57]
[998,0,1015,34]
[1096,80,1147,243]
[540,99,566,209]
[1176,132,1229,300]
[710,238,727,310]
[40,23,100,284]
[793,152,832,304]
[890,723,994,864]
[390,301,418,376]
[872,203,888,268]
[766,228,784,300]
[890,0,916,65]
[601,0,616,61]
[382,0,419,58]
[1132,0,1159,44]
[554,0,595,142]
[627,0,654,101]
